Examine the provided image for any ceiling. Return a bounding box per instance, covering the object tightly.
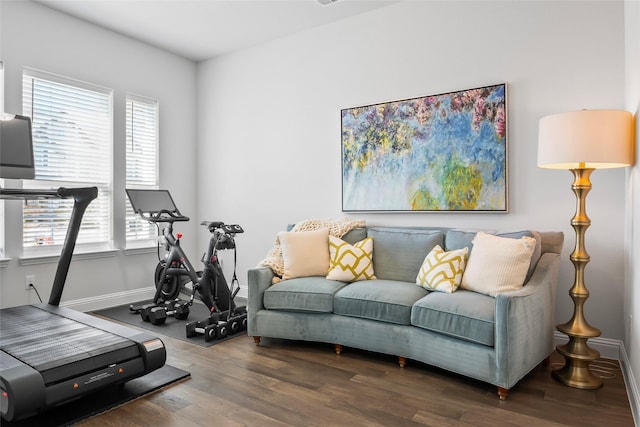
[35,0,401,62]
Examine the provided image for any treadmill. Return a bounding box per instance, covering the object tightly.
[0,187,167,422]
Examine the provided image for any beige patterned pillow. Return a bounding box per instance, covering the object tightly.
[278,229,330,280]
[460,232,536,297]
[416,245,468,293]
[326,236,376,282]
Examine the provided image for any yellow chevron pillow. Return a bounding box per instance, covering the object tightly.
[416,245,468,293]
[326,236,376,282]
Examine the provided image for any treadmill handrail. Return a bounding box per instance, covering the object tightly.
[0,186,98,305]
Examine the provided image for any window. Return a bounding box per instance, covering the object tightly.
[125,95,159,244]
[22,69,113,250]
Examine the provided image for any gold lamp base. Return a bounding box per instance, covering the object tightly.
[553,338,602,389]
[552,168,603,390]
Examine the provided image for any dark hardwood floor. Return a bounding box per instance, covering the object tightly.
[79,330,635,426]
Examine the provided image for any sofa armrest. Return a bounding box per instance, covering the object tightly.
[494,252,561,388]
[247,267,275,336]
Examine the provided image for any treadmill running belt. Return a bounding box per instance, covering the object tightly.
[0,306,140,384]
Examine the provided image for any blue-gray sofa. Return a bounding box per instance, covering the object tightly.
[248,226,563,399]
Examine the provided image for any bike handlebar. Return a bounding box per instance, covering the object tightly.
[139,209,190,223]
[200,221,244,234]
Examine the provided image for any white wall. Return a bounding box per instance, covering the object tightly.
[197,0,629,343]
[0,1,198,308]
[624,0,640,420]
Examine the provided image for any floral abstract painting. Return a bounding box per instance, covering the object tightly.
[341,84,507,212]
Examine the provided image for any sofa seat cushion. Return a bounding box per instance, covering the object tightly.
[264,277,348,313]
[411,290,496,346]
[334,280,428,325]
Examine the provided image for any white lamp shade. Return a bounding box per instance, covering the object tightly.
[538,110,634,169]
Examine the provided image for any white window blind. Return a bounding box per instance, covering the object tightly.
[125,95,159,242]
[22,70,112,249]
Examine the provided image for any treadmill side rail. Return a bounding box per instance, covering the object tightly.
[44,358,146,409]
[140,338,168,372]
[0,350,46,422]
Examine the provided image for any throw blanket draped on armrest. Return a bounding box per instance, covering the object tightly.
[258,217,366,283]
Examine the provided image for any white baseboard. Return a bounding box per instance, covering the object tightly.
[620,341,640,427]
[61,287,156,312]
[237,285,248,299]
[62,285,248,312]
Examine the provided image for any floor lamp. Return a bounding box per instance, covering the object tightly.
[537,109,634,389]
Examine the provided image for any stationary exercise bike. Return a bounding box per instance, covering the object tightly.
[125,189,247,340]
[184,221,247,341]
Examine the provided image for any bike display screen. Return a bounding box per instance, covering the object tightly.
[126,189,178,214]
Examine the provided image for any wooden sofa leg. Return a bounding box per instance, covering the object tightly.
[335,344,343,355]
[497,387,509,400]
[398,356,406,368]
[253,336,261,346]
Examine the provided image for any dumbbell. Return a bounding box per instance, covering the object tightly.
[136,303,156,321]
[229,313,247,334]
[204,311,229,341]
[186,319,209,338]
[230,306,248,333]
[215,320,229,339]
[193,318,227,342]
[203,324,218,342]
[140,305,156,322]
[206,311,229,340]
[129,303,154,315]
[141,305,167,325]
[166,300,190,320]
[185,312,224,341]
[141,301,173,323]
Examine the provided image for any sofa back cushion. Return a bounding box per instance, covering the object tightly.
[341,227,368,245]
[367,227,444,282]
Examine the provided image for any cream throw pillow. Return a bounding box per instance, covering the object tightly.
[278,229,330,280]
[326,236,376,282]
[416,245,468,293]
[460,232,536,297]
